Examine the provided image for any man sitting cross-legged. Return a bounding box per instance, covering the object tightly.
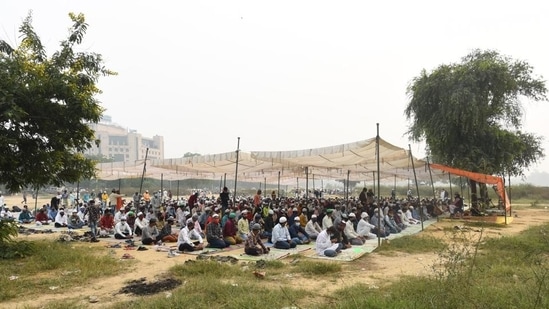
[178,220,204,252]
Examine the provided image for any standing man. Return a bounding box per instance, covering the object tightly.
[220,187,230,213]
[84,200,101,242]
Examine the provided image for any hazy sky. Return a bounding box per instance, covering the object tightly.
[2,1,549,181]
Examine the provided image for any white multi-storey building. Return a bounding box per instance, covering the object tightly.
[85,116,164,162]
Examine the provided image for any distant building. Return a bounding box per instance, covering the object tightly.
[84,116,164,162]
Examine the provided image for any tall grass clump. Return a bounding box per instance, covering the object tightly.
[0,240,129,302]
[323,225,549,309]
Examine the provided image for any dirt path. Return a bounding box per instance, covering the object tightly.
[3,194,549,308]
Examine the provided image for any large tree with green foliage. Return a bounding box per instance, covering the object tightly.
[0,12,114,193]
[405,50,547,179]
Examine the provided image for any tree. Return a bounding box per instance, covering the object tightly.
[406,50,546,176]
[0,12,115,193]
[405,50,547,203]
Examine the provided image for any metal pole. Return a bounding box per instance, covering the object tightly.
[345,170,351,202]
[176,180,180,199]
[305,167,309,200]
[223,173,227,188]
[34,187,39,215]
[160,173,163,205]
[296,177,299,198]
[376,123,381,246]
[372,171,375,195]
[426,156,436,200]
[220,176,223,192]
[448,173,453,197]
[139,148,149,194]
[408,144,423,230]
[277,171,280,199]
[233,137,240,206]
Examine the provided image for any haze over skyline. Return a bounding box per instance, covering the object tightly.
[2,1,549,185]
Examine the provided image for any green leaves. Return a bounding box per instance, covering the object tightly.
[0,12,115,192]
[406,50,547,176]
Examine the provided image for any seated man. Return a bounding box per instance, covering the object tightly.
[222,213,242,245]
[206,214,230,249]
[141,218,161,245]
[54,208,68,228]
[159,217,178,242]
[114,216,133,240]
[99,209,115,235]
[18,205,34,224]
[305,214,322,240]
[356,212,377,239]
[177,220,204,252]
[67,210,85,229]
[288,216,311,244]
[35,208,50,225]
[134,212,148,236]
[244,223,270,256]
[344,213,365,245]
[271,217,296,249]
[315,226,342,257]
[450,193,464,218]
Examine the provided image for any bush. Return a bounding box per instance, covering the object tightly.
[0,219,35,259]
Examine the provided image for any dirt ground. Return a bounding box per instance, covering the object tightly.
[2,194,549,309]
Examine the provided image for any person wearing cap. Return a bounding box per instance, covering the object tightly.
[114,216,133,239]
[159,217,178,242]
[305,214,322,240]
[322,208,334,230]
[263,209,275,240]
[237,210,250,241]
[343,213,365,245]
[271,216,296,249]
[244,223,270,256]
[223,212,242,245]
[289,216,311,244]
[99,209,115,235]
[114,207,127,225]
[221,208,231,229]
[178,220,204,252]
[134,212,148,236]
[67,210,84,229]
[141,218,161,245]
[54,207,68,228]
[198,206,211,229]
[357,212,377,239]
[206,213,230,248]
[315,226,342,257]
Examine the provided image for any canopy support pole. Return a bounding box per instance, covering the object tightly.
[408,144,423,231]
[139,148,149,195]
[233,137,240,206]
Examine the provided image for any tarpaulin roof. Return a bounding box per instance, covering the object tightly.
[96,137,437,183]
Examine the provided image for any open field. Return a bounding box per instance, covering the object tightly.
[1,196,549,308]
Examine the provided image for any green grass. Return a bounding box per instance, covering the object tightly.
[0,240,130,302]
[376,235,446,255]
[290,260,342,276]
[107,259,312,309]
